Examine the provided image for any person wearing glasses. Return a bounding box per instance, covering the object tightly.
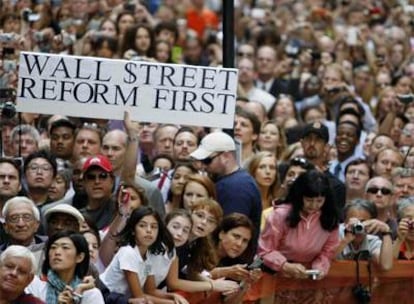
[364,177,398,240]
[190,131,262,242]
[336,199,393,271]
[23,150,57,215]
[78,154,116,231]
[0,197,45,271]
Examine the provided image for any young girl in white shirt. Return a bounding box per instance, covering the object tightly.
[100,206,175,302]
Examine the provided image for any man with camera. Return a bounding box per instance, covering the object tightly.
[335,199,393,271]
[364,176,398,239]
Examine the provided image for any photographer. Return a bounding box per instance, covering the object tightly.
[336,199,393,271]
[393,197,414,260]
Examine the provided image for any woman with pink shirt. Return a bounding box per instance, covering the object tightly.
[258,170,340,280]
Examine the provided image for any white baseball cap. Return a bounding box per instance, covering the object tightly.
[190,131,236,160]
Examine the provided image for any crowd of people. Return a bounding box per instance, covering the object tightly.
[1,0,414,303]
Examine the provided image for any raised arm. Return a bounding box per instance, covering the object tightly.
[121,111,140,182]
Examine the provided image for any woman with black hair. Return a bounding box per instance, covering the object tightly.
[27,231,104,303]
[100,206,176,302]
[258,169,340,279]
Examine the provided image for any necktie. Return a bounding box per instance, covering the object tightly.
[334,163,341,178]
[262,83,267,91]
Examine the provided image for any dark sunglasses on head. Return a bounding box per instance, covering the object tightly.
[85,172,110,181]
[366,187,392,195]
[291,157,313,169]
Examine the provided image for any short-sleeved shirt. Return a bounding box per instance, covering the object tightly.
[100,245,153,298]
[336,224,382,260]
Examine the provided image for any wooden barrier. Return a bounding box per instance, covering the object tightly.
[180,261,414,304]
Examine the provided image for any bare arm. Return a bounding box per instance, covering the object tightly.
[98,214,128,266]
[121,111,140,182]
[144,276,188,304]
[125,270,145,298]
[166,257,238,293]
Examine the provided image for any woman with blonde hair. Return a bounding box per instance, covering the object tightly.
[246,152,279,211]
[257,120,287,159]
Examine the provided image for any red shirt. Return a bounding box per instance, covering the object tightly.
[186,7,219,38]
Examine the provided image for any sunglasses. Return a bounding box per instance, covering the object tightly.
[200,153,222,165]
[85,172,110,181]
[366,187,392,195]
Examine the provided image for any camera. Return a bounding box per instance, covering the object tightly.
[351,222,365,235]
[124,2,136,12]
[58,32,76,47]
[325,86,344,94]
[352,283,371,303]
[285,41,300,59]
[305,269,321,280]
[22,8,40,23]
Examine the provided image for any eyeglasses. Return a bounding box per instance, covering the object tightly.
[84,172,111,181]
[28,164,52,172]
[7,213,35,223]
[366,187,392,195]
[193,211,217,225]
[200,153,222,165]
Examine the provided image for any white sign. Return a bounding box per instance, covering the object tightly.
[17,52,238,128]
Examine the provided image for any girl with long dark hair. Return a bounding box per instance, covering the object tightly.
[258,170,340,279]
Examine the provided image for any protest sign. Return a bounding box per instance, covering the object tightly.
[17,52,238,128]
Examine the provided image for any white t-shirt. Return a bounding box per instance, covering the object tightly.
[100,245,153,298]
[148,249,175,287]
[26,275,104,304]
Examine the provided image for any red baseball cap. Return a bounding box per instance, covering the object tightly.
[82,154,113,173]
